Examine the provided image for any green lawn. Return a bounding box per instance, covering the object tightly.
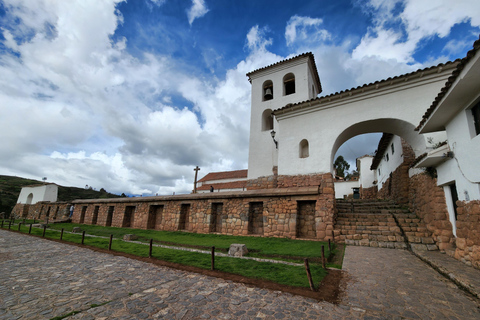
[2,221,343,289]
[47,223,336,260]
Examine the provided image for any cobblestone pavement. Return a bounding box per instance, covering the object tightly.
[1,230,479,319]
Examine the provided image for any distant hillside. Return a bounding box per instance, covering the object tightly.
[0,175,122,215]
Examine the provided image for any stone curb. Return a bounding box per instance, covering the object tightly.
[411,248,480,300]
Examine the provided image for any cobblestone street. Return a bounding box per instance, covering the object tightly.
[1,229,479,319]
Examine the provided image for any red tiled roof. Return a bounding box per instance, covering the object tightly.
[246,52,322,94]
[197,180,247,191]
[198,169,248,183]
[273,60,460,115]
[370,133,394,170]
[416,35,480,131]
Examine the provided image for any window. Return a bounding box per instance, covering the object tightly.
[283,73,295,95]
[378,168,381,176]
[385,153,389,162]
[299,139,309,158]
[262,109,273,131]
[263,80,273,101]
[391,143,395,154]
[472,102,480,136]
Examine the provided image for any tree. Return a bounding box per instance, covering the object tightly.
[334,155,350,178]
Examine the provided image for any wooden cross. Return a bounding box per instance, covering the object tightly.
[193,166,200,193]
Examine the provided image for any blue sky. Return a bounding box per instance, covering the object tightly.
[0,0,479,195]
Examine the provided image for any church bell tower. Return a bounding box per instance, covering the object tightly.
[246,53,322,180]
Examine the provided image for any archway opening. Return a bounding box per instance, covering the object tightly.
[26,193,34,205]
[331,118,426,201]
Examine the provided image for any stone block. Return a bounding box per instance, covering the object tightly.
[228,244,248,257]
[395,242,408,250]
[421,237,435,244]
[359,239,369,246]
[123,234,138,241]
[410,243,428,251]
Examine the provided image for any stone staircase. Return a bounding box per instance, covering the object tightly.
[334,199,437,250]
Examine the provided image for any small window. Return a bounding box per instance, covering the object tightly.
[263,80,273,101]
[283,73,295,96]
[299,139,309,158]
[391,143,395,154]
[378,168,381,176]
[262,109,273,131]
[472,102,480,136]
[385,153,389,162]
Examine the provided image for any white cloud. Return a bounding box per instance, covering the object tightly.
[353,0,480,63]
[285,15,330,46]
[246,25,273,52]
[187,0,209,25]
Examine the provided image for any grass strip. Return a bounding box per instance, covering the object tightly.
[15,224,328,288]
[47,223,336,259]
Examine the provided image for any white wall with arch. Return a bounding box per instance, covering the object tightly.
[17,184,58,204]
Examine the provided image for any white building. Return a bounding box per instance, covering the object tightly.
[196,170,248,193]
[416,38,480,235]
[334,155,374,199]
[246,52,453,183]
[17,184,58,204]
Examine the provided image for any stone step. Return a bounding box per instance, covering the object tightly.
[334,199,437,250]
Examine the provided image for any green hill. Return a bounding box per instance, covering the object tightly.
[0,175,122,216]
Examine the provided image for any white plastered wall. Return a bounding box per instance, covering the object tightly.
[17,184,58,204]
[247,57,319,179]
[274,70,453,176]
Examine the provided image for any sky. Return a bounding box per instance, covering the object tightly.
[0,0,479,196]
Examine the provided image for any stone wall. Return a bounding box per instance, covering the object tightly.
[455,200,480,268]
[11,202,71,220]
[360,186,378,199]
[66,186,335,241]
[377,139,415,205]
[408,173,454,251]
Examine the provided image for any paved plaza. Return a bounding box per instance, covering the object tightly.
[1,229,480,319]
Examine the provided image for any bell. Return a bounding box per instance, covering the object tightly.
[264,88,273,99]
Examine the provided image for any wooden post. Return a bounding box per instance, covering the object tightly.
[331,230,335,242]
[81,231,85,244]
[211,246,215,270]
[60,228,64,240]
[42,226,46,237]
[108,234,113,251]
[321,245,326,269]
[1,220,4,228]
[18,222,21,231]
[8,221,11,230]
[304,258,316,291]
[328,239,332,252]
[29,224,32,234]
[149,239,153,258]
[33,219,36,224]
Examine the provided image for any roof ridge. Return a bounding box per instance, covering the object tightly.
[416,35,480,131]
[273,59,460,114]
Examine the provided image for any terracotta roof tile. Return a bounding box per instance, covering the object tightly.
[246,52,322,94]
[416,35,480,131]
[197,180,247,191]
[198,169,248,183]
[273,60,460,115]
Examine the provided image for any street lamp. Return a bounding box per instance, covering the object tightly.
[270,130,278,149]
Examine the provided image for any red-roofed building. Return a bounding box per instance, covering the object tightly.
[196,169,248,193]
